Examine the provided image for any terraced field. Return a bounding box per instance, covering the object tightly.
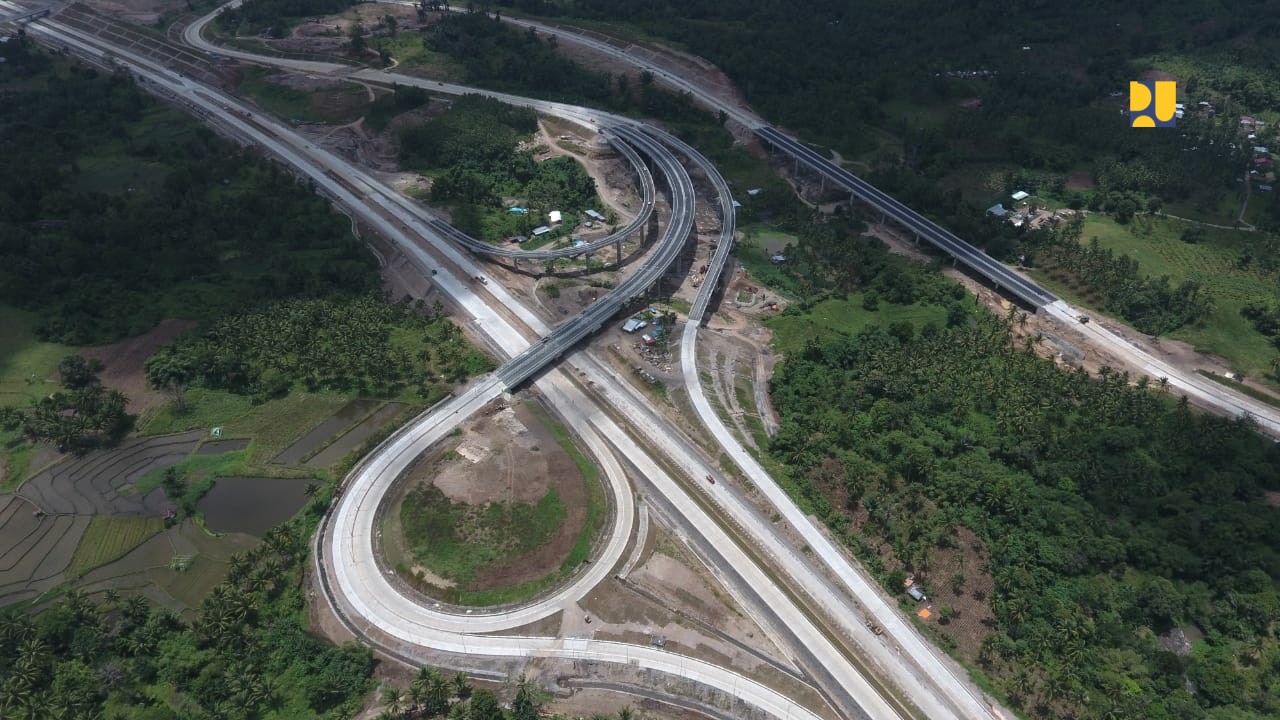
[2,395,410,610]
[0,495,91,606]
[0,431,204,607]
[17,430,205,516]
[65,515,167,579]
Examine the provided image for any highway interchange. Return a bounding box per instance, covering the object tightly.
[9,1,1280,717]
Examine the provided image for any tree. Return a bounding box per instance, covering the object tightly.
[379,684,405,717]
[160,467,185,503]
[145,341,195,413]
[349,23,367,54]
[1181,226,1207,244]
[467,689,502,720]
[512,679,539,720]
[452,671,471,700]
[57,355,102,389]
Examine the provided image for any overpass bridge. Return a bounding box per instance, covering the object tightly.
[754,126,1058,309]
[0,4,49,24]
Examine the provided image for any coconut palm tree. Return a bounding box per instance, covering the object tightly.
[451,671,471,700]
[379,685,405,717]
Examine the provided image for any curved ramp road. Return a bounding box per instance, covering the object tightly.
[49,4,1265,719]
[29,8,905,718]
[25,15,847,718]
[442,4,1280,435]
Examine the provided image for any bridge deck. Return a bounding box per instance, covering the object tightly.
[755,126,1057,309]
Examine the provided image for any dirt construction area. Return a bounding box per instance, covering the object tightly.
[389,400,591,593]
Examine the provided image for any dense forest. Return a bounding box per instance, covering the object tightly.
[768,313,1280,720]
[495,0,1278,243]
[415,13,716,128]
[0,44,378,345]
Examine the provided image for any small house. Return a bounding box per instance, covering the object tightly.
[1254,147,1270,155]
[770,254,786,264]
[906,585,926,601]
[731,200,743,209]
[509,235,528,244]
[1258,184,1273,193]
[584,209,605,221]
[622,317,647,333]
[508,206,528,215]
[987,203,1008,217]
[1241,115,1256,128]
[1011,190,1029,201]
[746,188,763,196]
[641,334,657,346]
[531,225,552,237]
[548,210,562,224]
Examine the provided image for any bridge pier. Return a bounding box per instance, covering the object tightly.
[616,239,623,268]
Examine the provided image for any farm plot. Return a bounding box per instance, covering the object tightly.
[197,476,314,536]
[65,515,166,579]
[272,398,381,465]
[0,494,92,607]
[195,438,251,455]
[17,430,205,516]
[76,519,259,616]
[304,402,408,468]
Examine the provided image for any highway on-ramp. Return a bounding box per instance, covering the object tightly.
[40,5,1273,720]
[452,4,1280,436]
[22,11,880,718]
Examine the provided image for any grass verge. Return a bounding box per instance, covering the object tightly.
[1196,370,1280,410]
